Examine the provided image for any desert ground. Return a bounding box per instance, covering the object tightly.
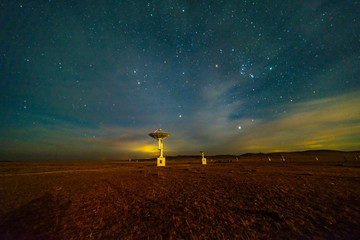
[0,151,360,239]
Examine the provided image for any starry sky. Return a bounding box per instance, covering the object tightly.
[1,1,360,161]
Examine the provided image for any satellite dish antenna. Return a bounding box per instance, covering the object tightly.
[149,129,170,166]
[200,151,207,165]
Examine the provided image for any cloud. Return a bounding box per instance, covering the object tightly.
[161,78,244,154]
[1,91,359,161]
[0,120,158,160]
[224,91,360,153]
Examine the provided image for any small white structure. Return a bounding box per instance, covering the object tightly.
[149,129,170,167]
[200,151,207,165]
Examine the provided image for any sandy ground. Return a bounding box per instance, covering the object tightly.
[0,151,360,239]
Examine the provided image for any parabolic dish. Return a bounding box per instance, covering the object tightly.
[149,132,170,140]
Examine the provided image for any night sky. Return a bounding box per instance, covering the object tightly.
[1,1,359,160]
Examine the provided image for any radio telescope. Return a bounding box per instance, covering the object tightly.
[149,129,170,166]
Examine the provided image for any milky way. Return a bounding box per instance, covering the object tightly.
[1,1,359,160]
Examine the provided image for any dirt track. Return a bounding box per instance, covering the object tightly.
[1,153,360,239]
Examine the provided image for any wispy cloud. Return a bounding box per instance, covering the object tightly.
[1,90,359,160]
[223,91,360,153]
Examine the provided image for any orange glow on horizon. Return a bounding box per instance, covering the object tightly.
[133,145,158,153]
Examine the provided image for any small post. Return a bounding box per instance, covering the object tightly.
[200,151,207,165]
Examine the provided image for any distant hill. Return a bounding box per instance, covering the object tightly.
[147,150,360,163]
[129,150,360,162]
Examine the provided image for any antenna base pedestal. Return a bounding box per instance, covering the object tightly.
[202,158,207,165]
[157,157,165,167]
